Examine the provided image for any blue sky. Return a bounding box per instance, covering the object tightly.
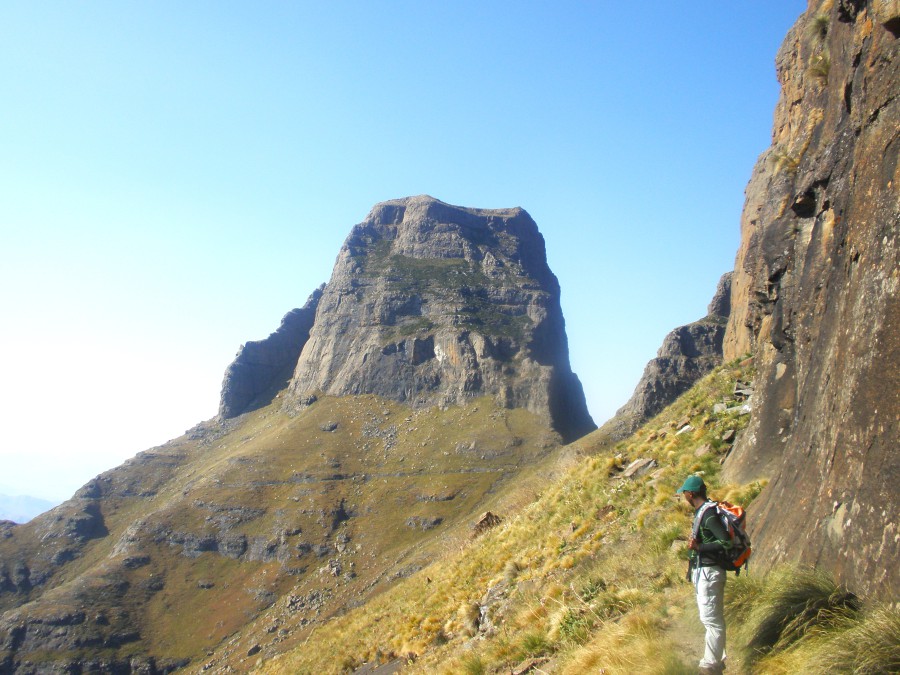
[0,2,806,502]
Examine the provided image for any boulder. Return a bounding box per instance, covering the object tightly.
[473,511,502,537]
[622,458,657,478]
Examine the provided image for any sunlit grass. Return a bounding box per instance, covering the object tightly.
[262,351,900,672]
[726,568,900,674]
[259,362,764,674]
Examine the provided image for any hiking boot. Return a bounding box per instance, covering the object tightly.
[698,665,724,675]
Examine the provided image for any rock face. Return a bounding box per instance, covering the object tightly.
[722,1,899,600]
[706,271,732,319]
[284,195,595,442]
[219,287,323,418]
[605,273,731,440]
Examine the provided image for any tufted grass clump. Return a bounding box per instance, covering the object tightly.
[769,146,801,175]
[513,630,552,660]
[808,12,830,43]
[558,612,694,675]
[726,566,861,666]
[801,605,900,674]
[727,568,900,673]
[808,50,831,86]
[460,653,486,675]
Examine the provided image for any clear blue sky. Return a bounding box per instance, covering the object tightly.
[0,2,806,502]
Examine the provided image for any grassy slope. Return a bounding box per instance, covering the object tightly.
[1,392,562,670]
[8,358,892,673]
[257,361,765,674]
[200,399,574,671]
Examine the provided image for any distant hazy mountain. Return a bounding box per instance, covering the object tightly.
[0,494,57,523]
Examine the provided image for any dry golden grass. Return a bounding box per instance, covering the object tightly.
[255,354,897,674]
[257,362,764,674]
[559,611,695,675]
[725,567,900,674]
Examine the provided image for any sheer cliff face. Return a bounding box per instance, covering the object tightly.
[724,1,899,599]
[284,196,595,442]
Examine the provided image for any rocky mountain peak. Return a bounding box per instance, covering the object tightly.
[282,196,595,442]
[345,196,550,287]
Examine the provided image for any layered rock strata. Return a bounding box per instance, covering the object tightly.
[283,195,596,442]
[722,0,899,600]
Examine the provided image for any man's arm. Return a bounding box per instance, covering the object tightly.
[697,509,732,554]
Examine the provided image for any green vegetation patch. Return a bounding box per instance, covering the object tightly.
[360,239,479,294]
[455,289,533,341]
[358,239,533,342]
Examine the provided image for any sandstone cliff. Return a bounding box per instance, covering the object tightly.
[722,0,899,600]
[605,273,731,440]
[283,195,596,442]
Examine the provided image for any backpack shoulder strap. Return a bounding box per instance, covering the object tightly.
[691,500,718,539]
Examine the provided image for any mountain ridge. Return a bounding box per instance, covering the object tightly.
[0,196,593,673]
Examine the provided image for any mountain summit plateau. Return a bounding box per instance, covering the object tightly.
[220,195,595,442]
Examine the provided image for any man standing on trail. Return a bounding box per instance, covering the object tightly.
[678,474,731,675]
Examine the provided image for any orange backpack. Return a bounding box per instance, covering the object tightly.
[697,500,753,574]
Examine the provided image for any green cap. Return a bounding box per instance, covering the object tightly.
[676,475,705,494]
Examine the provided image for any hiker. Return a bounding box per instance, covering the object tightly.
[678,474,730,675]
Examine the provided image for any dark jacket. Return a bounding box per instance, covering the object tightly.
[690,501,732,568]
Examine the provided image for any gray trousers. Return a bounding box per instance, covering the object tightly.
[693,565,726,669]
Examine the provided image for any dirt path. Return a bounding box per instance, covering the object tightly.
[662,585,705,672]
[663,583,745,674]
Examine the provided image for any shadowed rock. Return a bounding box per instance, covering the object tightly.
[722,3,899,600]
[219,286,323,418]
